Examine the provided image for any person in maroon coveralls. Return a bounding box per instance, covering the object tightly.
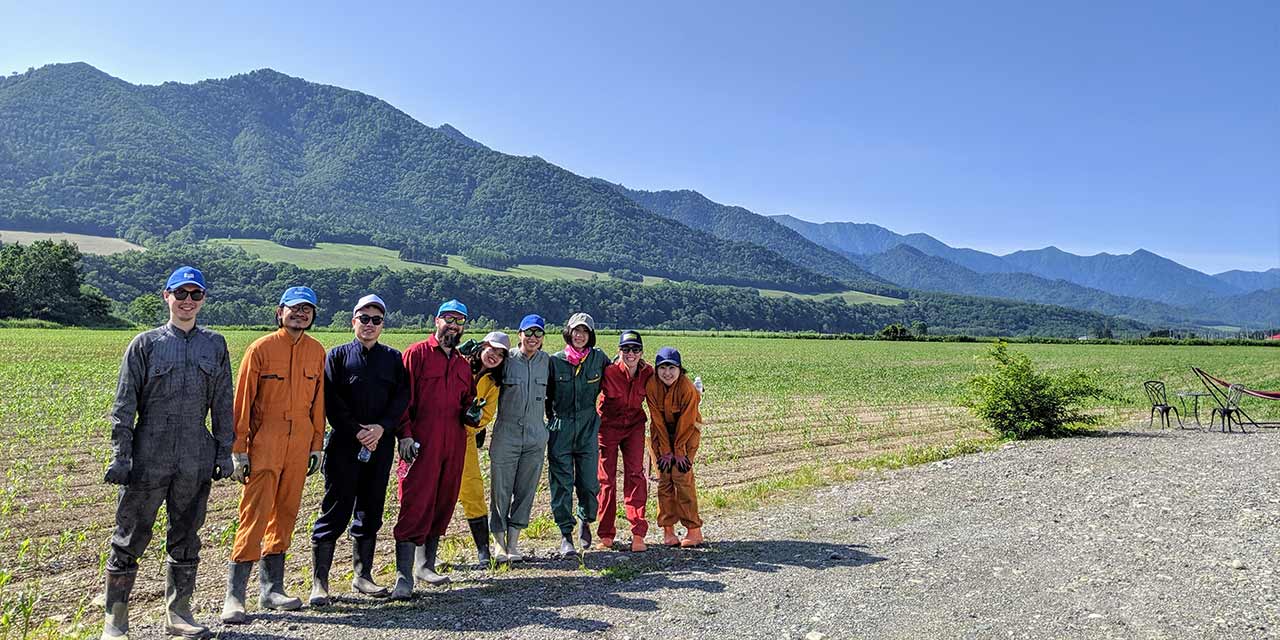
[389,299,475,600]
[595,330,654,552]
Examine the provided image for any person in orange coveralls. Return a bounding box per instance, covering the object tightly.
[221,286,326,624]
[646,347,705,548]
[389,299,476,600]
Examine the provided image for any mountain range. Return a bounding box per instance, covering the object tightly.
[770,215,1277,327]
[0,63,1275,332]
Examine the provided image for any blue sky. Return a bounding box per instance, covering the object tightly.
[3,1,1276,273]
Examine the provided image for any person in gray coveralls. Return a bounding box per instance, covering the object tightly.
[100,266,235,640]
[487,314,556,563]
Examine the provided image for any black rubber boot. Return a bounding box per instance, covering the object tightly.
[414,537,450,585]
[101,569,136,639]
[165,562,210,638]
[389,541,415,601]
[309,541,335,607]
[577,518,592,549]
[559,532,577,558]
[468,517,492,565]
[220,561,252,624]
[258,553,302,611]
[352,537,389,597]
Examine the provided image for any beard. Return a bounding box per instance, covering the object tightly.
[439,330,462,349]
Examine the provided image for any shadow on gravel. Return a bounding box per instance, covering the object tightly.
[216,540,885,636]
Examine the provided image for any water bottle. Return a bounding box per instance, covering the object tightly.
[693,376,703,393]
[357,446,371,463]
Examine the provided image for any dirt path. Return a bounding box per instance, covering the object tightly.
[121,425,1280,639]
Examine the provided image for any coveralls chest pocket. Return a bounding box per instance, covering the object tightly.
[197,356,219,405]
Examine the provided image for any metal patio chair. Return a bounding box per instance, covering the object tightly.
[1143,380,1181,429]
[1209,384,1247,433]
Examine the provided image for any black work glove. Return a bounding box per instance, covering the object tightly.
[475,429,486,450]
[104,456,132,485]
[398,437,419,464]
[674,455,692,473]
[656,453,675,473]
[458,339,482,357]
[213,450,234,481]
[463,398,487,427]
[308,451,324,476]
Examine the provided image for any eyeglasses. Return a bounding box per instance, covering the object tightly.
[356,315,384,325]
[440,316,467,325]
[170,289,205,301]
[286,304,315,314]
[619,346,642,354]
[522,328,545,338]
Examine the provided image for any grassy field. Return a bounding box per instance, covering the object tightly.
[0,230,144,255]
[2,328,1277,636]
[757,287,904,306]
[209,238,667,284]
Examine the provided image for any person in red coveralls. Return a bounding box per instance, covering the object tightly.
[389,299,476,600]
[595,330,654,552]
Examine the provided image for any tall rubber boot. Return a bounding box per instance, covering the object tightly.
[506,527,523,562]
[351,537,389,597]
[492,526,509,563]
[165,562,211,639]
[220,561,252,624]
[662,526,680,546]
[468,517,492,565]
[414,537,450,585]
[309,541,335,607]
[101,569,136,640]
[680,527,705,548]
[558,532,577,558]
[389,541,416,601]
[577,518,592,549]
[258,553,302,611]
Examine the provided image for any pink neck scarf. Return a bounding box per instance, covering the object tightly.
[564,344,590,366]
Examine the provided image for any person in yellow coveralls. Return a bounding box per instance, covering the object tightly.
[221,286,326,624]
[456,331,510,565]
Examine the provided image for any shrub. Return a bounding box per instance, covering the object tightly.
[966,341,1105,439]
[875,323,913,341]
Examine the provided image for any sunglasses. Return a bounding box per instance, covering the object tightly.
[619,346,642,354]
[169,289,205,301]
[522,328,545,338]
[440,316,467,325]
[356,314,384,325]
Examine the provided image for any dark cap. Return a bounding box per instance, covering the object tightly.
[619,330,643,348]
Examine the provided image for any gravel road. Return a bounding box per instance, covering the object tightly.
[127,425,1280,639]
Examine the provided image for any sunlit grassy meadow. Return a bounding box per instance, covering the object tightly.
[0,327,1276,636]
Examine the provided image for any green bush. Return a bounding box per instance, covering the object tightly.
[966,341,1105,439]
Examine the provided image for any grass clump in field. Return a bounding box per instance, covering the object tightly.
[966,341,1107,439]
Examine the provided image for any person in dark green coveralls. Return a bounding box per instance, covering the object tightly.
[547,312,610,557]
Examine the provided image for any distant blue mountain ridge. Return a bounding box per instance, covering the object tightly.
[770,215,1276,307]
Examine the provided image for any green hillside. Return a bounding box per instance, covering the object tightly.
[599,182,904,297]
[0,63,841,293]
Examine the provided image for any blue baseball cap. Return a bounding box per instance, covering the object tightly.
[437,299,468,318]
[280,286,319,308]
[165,266,206,291]
[519,314,545,331]
[654,347,683,369]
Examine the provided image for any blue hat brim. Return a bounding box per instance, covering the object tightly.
[167,280,206,291]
